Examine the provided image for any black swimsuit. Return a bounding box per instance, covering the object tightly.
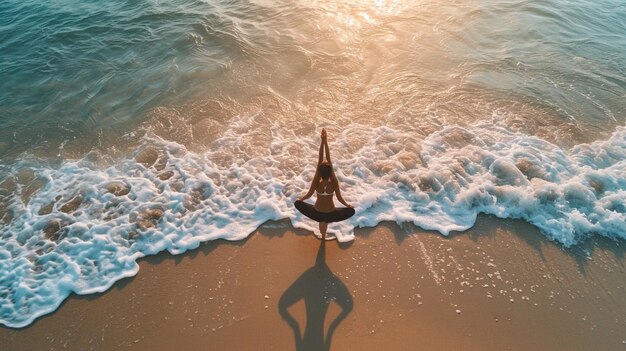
[295,200,355,222]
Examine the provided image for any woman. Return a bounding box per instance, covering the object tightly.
[295,129,355,239]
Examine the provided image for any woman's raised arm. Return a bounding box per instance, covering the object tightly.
[324,136,331,163]
[301,130,325,201]
[318,129,326,165]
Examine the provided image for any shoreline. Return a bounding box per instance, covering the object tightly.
[1,216,625,350]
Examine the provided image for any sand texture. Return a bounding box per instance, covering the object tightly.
[1,216,625,350]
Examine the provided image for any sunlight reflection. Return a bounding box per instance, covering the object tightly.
[305,0,418,46]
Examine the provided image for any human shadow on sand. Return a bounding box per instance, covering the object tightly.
[279,240,353,351]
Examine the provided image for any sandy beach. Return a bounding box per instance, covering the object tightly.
[1,216,624,351]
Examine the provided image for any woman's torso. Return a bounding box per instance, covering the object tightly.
[314,179,335,213]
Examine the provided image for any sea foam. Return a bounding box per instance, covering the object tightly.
[1,123,626,327]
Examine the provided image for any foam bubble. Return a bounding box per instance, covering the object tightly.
[1,123,626,327]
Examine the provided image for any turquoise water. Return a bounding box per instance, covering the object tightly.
[1,0,624,157]
[0,0,625,327]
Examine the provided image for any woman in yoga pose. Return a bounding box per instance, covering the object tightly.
[295,129,355,239]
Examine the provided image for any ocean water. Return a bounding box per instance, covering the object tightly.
[1,0,625,327]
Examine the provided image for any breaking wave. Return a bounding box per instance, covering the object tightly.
[1,122,625,327]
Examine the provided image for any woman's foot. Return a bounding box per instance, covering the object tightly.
[314,232,337,241]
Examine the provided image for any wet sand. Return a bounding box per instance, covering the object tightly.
[1,216,625,350]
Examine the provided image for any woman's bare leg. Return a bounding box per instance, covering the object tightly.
[319,222,328,239]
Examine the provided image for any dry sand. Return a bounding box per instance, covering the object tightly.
[1,215,625,351]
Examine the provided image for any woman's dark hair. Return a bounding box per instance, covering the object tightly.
[318,162,332,180]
